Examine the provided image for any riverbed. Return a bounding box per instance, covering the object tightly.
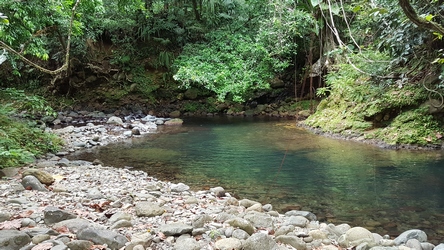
[68,116,444,243]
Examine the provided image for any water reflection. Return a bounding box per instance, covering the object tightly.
[70,116,444,243]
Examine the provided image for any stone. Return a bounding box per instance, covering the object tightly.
[421,242,436,250]
[434,243,444,250]
[283,215,309,227]
[0,230,32,250]
[243,233,279,250]
[192,214,212,228]
[129,232,154,248]
[77,228,128,249]
[185,196,199,204]
[309,229,328,240]
[44,206,77,225]
[215,238,242,250]
[159,222,193,236]
[0,211,11,223]
[174,235,200,250]
[232,229,250,240]
[245,203,263,212]
[164,118,183,125]
[284,210,317,221]
[171,182,190,192]
[86,187,104,199]
[21,175,47,191]
[66,240,94,250]
[226,218,255,235]
[210,186,226,197]
[406,238,422,250]
[169,110,181,118]
[394,229,427,245]
[276,235,306,250]
[244,211,273,228]
[275,225,295,237]
[339,227,375,247]
[106,116,124,125]
[32,234,51,244]
[135,202,165,217]
[109,212,132,224]
[53,218,98,234]
[239,199,261,208]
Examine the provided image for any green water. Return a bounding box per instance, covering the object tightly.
[71,116,444,243]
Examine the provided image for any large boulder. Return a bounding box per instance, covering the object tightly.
[77,228,128,249]
[394,229,427,245]
[338,227,375,247]
[0,230,32,250]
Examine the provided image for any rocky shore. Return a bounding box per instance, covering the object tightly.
[1,112,443,250]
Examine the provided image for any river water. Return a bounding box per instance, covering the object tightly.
[70,116,444,243]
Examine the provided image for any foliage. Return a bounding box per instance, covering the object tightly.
[305,49,429,136]
[366,107,444,145]
[0,88,63,168]
[173,31,289,102]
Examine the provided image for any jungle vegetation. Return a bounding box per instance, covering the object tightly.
[1,0,444,167]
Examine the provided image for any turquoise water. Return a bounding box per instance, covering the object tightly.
[71,116,444,243]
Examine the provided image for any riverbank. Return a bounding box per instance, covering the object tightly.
[1,113,443,250]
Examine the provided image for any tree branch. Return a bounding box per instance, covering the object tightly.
[0,0,81,78]
[398,0,444,34]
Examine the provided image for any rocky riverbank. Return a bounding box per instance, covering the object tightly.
[1,113,443,250]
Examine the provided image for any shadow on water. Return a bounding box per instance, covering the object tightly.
[69,116,444,244]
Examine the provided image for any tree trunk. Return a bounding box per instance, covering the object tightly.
[398,0,444,34]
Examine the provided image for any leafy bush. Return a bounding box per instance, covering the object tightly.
[0,88,63,168]
[173,31,289,102]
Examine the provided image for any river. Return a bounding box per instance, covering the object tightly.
[69,116,444,243]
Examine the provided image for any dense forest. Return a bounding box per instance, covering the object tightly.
[1,0,444,167]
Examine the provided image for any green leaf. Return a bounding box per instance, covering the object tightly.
[425,14,434,21]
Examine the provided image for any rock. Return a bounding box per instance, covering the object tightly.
[210,186,226,197]
[109,212,132,224]
[309,229,328,240]
[44,206,77,225]
[192,214,212,228]
[0,211,11,223]
[283,215,309,227]
[77,228,128,249]
[406,238,423,250]
[434,243,444,250]
[276,235,306,250]
[159,222,193,236]
[421,242,436,250]
[0,167,19,178]
[164,118,183,125]
[21,175,47,191]
[128,232,154,248]
[339,227,375,247]
[53,218,98,233]
[86,187,104,199]
[284,210,317,221]
[239,199,261,208]
[226,218,255,235]
[232,229,250,240]
[171,182,190,192]
[243,232,279,250]
[215,238,242,250]
[246,203,263,212]
[174,235,200,250]
[185,196,199,204]
[275,225,295,237]
[66,240,94,250]
[22,168,55,185]
[135,202,165,217]
[244,211,273,228]
[0,230,32,250]
[394,229,427,245]
[106,116,123,125]
[169,110,181,118]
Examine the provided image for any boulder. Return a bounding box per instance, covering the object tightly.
[283,215,309,227]
[77,228,128,249]
[215,238,242,250]
[174,235,200,250]
[394,229,427,245]
[106,116,124,125]
[21,175,47,191]
[276,235,306,250]
[43,206,77,225]
[243,233,279,250]
[0,230,32,250]
[135,202,165,217]
[338,227,375,247]
[159,222,193,236]
[244,211,273,228]
[226,218,255,235]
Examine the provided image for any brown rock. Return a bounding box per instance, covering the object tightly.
[22,169,55,185]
